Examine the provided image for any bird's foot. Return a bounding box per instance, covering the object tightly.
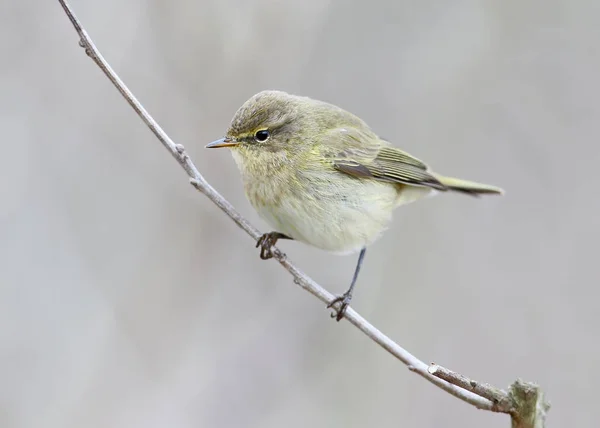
[256,232,284,260]
[327,291,352,322]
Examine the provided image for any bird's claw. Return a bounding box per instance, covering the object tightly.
[256,233,277,260]
[327,292,352,322]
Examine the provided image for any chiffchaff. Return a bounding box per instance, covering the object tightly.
[207,90,503,320]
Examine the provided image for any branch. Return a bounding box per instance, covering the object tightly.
[57,1,549,425]
[428,364,550,428]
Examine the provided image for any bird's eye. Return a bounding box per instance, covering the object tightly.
[254,130,270,142]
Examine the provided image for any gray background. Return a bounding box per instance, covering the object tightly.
[1,1,598,427]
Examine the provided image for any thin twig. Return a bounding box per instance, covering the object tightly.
[57,1,548,424]
[428,364,550,427]
[428,364,514,413]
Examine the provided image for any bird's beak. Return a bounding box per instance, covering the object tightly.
[205,137,238,148]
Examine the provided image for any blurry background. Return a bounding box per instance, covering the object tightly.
[1,0,598,427]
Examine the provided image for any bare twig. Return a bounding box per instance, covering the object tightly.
[428,364,549,428]
[56,1,549,425]
[428,364,514,413]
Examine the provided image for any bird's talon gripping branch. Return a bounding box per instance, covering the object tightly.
[256,233,276,260]
[327,292,352,321]
[256,232,291,260]
[256,234,274,260]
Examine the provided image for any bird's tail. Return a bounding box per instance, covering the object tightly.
[433,174,504,197]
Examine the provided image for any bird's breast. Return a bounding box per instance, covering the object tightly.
[240,164,400,254]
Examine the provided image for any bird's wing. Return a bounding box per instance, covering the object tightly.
[325,127,446,190]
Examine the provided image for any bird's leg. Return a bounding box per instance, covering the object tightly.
[327,247,367,321]
[256,232,292,260]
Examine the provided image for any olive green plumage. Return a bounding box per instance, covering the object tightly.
[207,90,503,255]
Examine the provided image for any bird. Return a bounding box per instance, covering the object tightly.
[206,90,503,321]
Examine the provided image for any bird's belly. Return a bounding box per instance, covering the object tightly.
[247,178,399,254]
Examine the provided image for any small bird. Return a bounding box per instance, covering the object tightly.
[207,90,503,321]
